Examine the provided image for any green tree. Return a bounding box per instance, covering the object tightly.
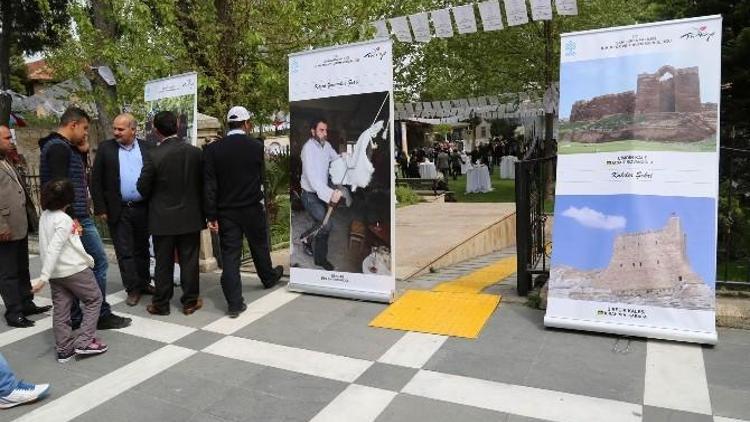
[0,0,69,126]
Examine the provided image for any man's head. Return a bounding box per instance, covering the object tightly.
[153,111,178,138]
[113,113,138,145]
[0,125,12,155]
[58,107,90,145]
[310,118,328,143]
[226,106,252,132]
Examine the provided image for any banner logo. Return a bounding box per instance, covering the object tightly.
[681,25,716,42]
[564,40,577,57]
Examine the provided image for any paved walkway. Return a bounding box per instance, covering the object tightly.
[1,252,749,422]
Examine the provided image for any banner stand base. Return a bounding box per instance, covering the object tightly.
[544,315,718,345]
[288,282,394,303]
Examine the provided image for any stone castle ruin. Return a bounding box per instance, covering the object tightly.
[563,65,717,145]
[549,215,714,310]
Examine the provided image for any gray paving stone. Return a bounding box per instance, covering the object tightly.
[506,415,550,422]
[234,295,402,360]
[424,304,546,386]
[134,368,234,413]
[75,389,195,422]
[704,330,750,420]
[172,329,226,350]
[523,329,647,403]
[167,353,268,388]
[375,393,508,422]
[642,406,712,422]
[708,384,750,421]
[204,366,346,422]
[354,363,419,392]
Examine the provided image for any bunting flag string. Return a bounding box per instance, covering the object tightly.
[372,0,577,42]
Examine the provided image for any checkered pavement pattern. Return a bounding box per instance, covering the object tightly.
[0,251,749,422]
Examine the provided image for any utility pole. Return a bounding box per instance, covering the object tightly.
[543,20,555,152]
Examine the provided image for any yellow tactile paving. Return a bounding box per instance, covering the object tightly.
[369,290,501,339]
[433,256,517,294]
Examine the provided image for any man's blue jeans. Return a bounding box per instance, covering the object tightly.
[300,191,332,265]
[0,353,19,396]
[72,217,111,323]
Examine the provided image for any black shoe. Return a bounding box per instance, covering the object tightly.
[315,260,334,271]
[97,313,132,330]
[6,315,35,328]
[262,265,284,289]
[227,303,248,319]
[302,239,313,257]
[22,303,52,316]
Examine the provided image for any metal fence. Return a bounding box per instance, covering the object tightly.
[718,146,750,287]
[514,156,555,296]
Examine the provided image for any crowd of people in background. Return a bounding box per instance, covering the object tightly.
[396,136,521,180]
[0,105,283,408]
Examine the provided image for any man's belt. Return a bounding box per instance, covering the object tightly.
[121,200,145,208]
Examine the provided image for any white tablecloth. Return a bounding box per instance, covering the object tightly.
[466,165,493,193]
[499,156,518,179]
[419,162,438,179]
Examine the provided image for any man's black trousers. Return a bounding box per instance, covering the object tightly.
[0,238,33,321]
[218,204,275,312]
[152,232,200,311]
[108,205,150,294]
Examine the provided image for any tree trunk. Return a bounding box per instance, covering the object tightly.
[87,0,120,143]
[0,0,13,127]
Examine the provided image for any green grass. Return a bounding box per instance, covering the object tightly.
[446,172,515,203]
[717,259,750,283]
[270,195,290,248]
[558,138,716,154]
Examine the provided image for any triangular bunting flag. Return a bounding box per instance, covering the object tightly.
[452,4,478,34]
[431,8,454,38]
[478,0,504,31]
[503,0,529,26]
[389,16,413,42]
[409,12,432,43]
[555,0,578,15]
[530,0,553,20]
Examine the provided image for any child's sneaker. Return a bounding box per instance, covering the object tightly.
[0,381,50,408]
[57,350,75,363]
[74,339,108,356]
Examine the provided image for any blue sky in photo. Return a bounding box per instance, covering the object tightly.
[559,51,721,119]
[551,194,717,285]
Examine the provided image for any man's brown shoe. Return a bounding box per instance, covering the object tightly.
[125,292,141,307]
[146,304,170,316]
[182,298,203,315]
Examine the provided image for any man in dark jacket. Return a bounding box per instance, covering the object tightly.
[39,107,131,330]
[0,125,51,328]
[204,106,283,318]
[91,113,156,306]
[137,111,205,316]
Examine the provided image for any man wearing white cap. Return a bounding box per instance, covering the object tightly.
[203,106,283,318]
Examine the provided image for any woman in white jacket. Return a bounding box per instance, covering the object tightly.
[35,179,107,363]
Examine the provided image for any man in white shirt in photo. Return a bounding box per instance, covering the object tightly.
[299,118,342,271]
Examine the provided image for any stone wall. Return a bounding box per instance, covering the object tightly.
[569,92,635,122]
[635,66,701,114]
[595,216,703,290]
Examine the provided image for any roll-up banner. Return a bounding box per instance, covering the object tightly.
[547,16,722,344]
[144,72,198,146]
[288,39,395,303]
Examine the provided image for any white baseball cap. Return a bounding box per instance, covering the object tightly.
[227,106,252,122]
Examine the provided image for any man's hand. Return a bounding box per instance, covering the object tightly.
[31,279,46,294]
[96,213,107,222]
[330,189,342,205]
[0,229,11,242]
[208,220,219,233]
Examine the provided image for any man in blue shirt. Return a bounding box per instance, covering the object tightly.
[91,113,156,306]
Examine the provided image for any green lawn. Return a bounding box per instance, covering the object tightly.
[717,259,750,283]
[558,138,716,154]
[447,172,516,203]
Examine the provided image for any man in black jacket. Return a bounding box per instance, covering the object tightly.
[137,111,205,316]
[91,113,155,306]
[204,106,283,318]
[39,107,131,330]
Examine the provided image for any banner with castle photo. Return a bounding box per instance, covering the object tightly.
[546,16,722,344]
[287,39,395,303]
[144,72,198,145]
